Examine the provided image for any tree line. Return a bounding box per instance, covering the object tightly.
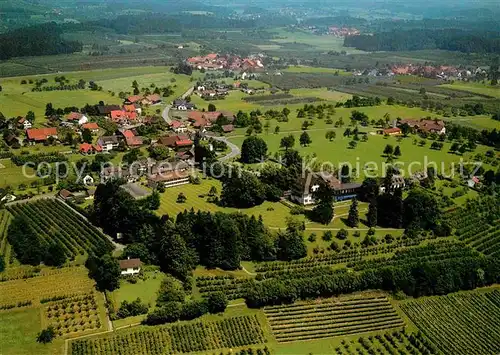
[344,29,500,54]
[0,23,82,60]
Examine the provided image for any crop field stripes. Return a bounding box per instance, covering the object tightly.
[6,199,113,258]
[400,289,500,355]
[70,315,266,355]
[334,330,441,355]
[0,209,12,264]
[264,296,405,343]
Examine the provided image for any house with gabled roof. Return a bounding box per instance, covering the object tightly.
[26,127,58,143]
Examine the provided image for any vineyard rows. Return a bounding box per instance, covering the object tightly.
[0,266,94,307]
[6,199,113,258]
[0,210,12,264]
[71,315,266,355]
[254,238,426,274]
[352,240,477,270]
[400,289,500,355]
[333,330,441,355]
[264,296,405,343]
[456,220,500,257]
[196,276,253,300]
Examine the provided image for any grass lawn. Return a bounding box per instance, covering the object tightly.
[0,66,196,118]
[449,116,500,131]
[440,82,500,98]
[284,66,352,75]
[156,179,293,228]
[111,269,165,310]
[290,88,352,101]
[229,130,489,181]
[0,308,64,355]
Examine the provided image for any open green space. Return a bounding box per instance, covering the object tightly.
[110,269,165,311]
[0,308,63,355]
[284,66,352,75]
[0,66,195,118]
[156,179,293,228]
[440,82,500,98]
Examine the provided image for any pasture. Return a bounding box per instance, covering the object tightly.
[440,82,500,99]
[0,66,194,118]
[156,179,294,228]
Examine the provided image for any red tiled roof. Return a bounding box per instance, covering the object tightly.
[383,127,401,134]
[126,136,143,147]
[111,110,126,120]
[126,111,137,120]
[175,139,193,147]
[94,144,102,152]
[67,112,82,120]
[123,104,136,112]
[127,95,143,103]
[146,94,161,102]
[122,130,135,138]
[79,143,93,153]
[82,122,99,130]
[27,127,57,141]
[170,120,184,129]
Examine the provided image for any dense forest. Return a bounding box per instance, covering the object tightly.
[344,29,500,53]
[0,23,82,60]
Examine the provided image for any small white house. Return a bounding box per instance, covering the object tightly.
[119,258,142,276]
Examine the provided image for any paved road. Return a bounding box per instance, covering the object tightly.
[161,104,172,124]
[211,136,240,162]
[161,86,194,125]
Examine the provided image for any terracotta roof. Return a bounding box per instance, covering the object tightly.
[82,122,99,130]
[146,94,161,102]
[383,127,401,134]
[59,189,73,198]
[122,130,135,138]
[119,258,142,269]
[79,143,93,153]
[67,112,83,120]
[158,135,189,147]
[126,136,143,147]
[175,139,193,147]
[123,104,137,112]
[111,110,126,120]
[127,95,143,103]
[27,127,58,141]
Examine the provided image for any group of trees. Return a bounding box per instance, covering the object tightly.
[7,215,66,267]
[0,23,82,60]
[245,254,500,307]
[345,29,500,54]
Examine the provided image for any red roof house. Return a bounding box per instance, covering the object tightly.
[126,95,143,104]
[27,127,58,142]
[82,122,99,131]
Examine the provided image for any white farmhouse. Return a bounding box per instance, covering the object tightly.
[119,258,142,276]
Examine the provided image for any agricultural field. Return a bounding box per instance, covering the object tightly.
[0,66,194,118]
[6,199,114,259]
[0,266,108,354]
[284,66,352,75]
[400,289,500,355]
[264,295,405,343]
[70,315,267,355]
[0,209,12,265]
[440,82,500,99]
[327,330,440,355]
[0,266,95,308]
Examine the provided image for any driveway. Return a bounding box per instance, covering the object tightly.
[211,136,240,162]
[161,86,194,125]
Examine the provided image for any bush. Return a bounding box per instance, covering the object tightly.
[37,326,56,344]
[117,298,149,319]
[336,229,348,240]
[207,292,228,314]
[322,231,333,241]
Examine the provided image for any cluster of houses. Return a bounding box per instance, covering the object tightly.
[390,64,487,80]
[328,26,360,37]
[186,53,264,71]
[379,119,446,136]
